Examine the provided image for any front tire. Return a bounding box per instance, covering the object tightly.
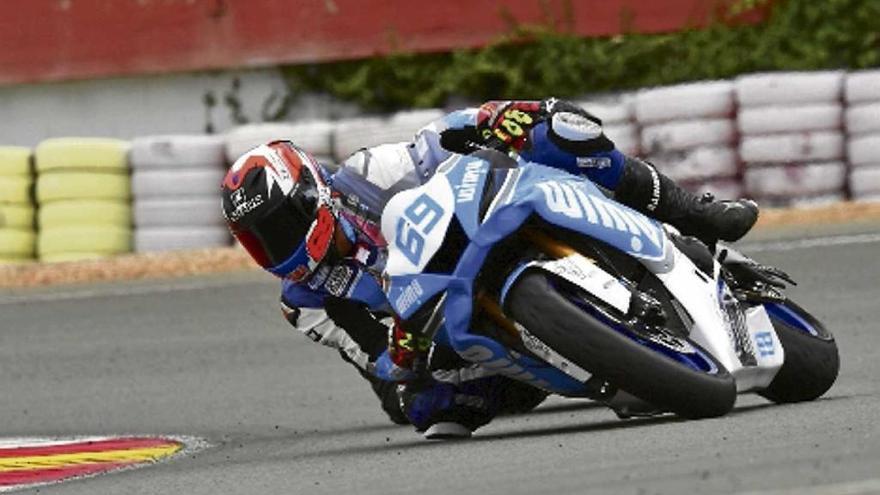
[759,300,839,403]
[505,271,736,419]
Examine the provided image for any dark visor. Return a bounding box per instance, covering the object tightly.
[233,171,321,269]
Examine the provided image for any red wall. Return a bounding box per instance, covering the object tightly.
[0,0,760,86]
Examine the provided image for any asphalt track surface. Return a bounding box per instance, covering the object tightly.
[2,222,880,495]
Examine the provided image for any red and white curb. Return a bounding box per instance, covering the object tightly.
[0,435,207,492]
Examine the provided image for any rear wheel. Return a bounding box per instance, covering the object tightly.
[759,300,839,403]
[505,271,736,419]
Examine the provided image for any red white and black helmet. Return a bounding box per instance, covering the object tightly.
[221,141,337,281]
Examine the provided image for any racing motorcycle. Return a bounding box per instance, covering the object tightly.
[380,150,839,419]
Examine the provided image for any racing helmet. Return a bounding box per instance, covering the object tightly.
[221,140,337,281]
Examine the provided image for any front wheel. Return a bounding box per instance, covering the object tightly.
[505,271,736,419]
[759,300,839,403]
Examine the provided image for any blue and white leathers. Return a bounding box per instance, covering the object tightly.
[381,154,786,395]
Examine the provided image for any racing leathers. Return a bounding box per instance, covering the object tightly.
[278,98,758,434]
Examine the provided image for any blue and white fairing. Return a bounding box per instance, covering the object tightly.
[380,154,670,394]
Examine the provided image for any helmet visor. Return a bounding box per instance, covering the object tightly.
[231,171,324,272]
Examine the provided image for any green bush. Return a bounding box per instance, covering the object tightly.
[282,0,880,111]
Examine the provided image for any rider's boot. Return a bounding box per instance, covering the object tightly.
[614,156,759,245]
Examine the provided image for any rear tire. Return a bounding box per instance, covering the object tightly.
[506,271,736,419]
[759,300,839,403]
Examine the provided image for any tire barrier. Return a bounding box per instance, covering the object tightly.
[333,109,444,161]
[0,204,34,229]
[0,175,32,204]
[737,104,843,135]
[735,71,844,107]
[37,225,132,262]
[0,228,35,260]
[131,134,230,253]
[223,121,335,164]
[633,82,740,194]
[38,200,132,229]
[577,97,633,125]
[34,137,133,262]
[579,95,638,155]
[36,171,131,203]
[0,146,32,176]
[131,135,225,169]
[641,119,736,154]
[845,71,880,202]
[845,103,880,136]
[131,168,225,198]
[740,132,845,164]
[134,226,233,252]
[845,69,880,104]
[849,166,880,198]
[735,73,848,205]
[744,162,847,200]
[0,146,35,264]
[34,137,129,173]
[635,81,735,124]
[134,198,227,227]
[648,147,739,182]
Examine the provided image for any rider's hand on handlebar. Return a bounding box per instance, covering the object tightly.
[476,100,545,152]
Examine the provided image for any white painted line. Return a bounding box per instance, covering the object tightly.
[0,436,111,448]
[742,232,880,253]
[733,478,880,495]
[0,278,271,306]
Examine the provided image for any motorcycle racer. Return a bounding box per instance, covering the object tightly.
[220,98,759,438]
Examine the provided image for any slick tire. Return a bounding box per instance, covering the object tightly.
[34,137,130,173]
[506,271,736,419]
[759,300,839,403]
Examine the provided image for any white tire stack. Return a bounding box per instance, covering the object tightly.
[0,147,36,264]
[333,109,444,161]
[224,121,336,166]
[736,71,847,206]
[845,70,880,202]
[33,138,133,262]
[131,135,232,252]
[577,95,638,155]
[635,81,739,196]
